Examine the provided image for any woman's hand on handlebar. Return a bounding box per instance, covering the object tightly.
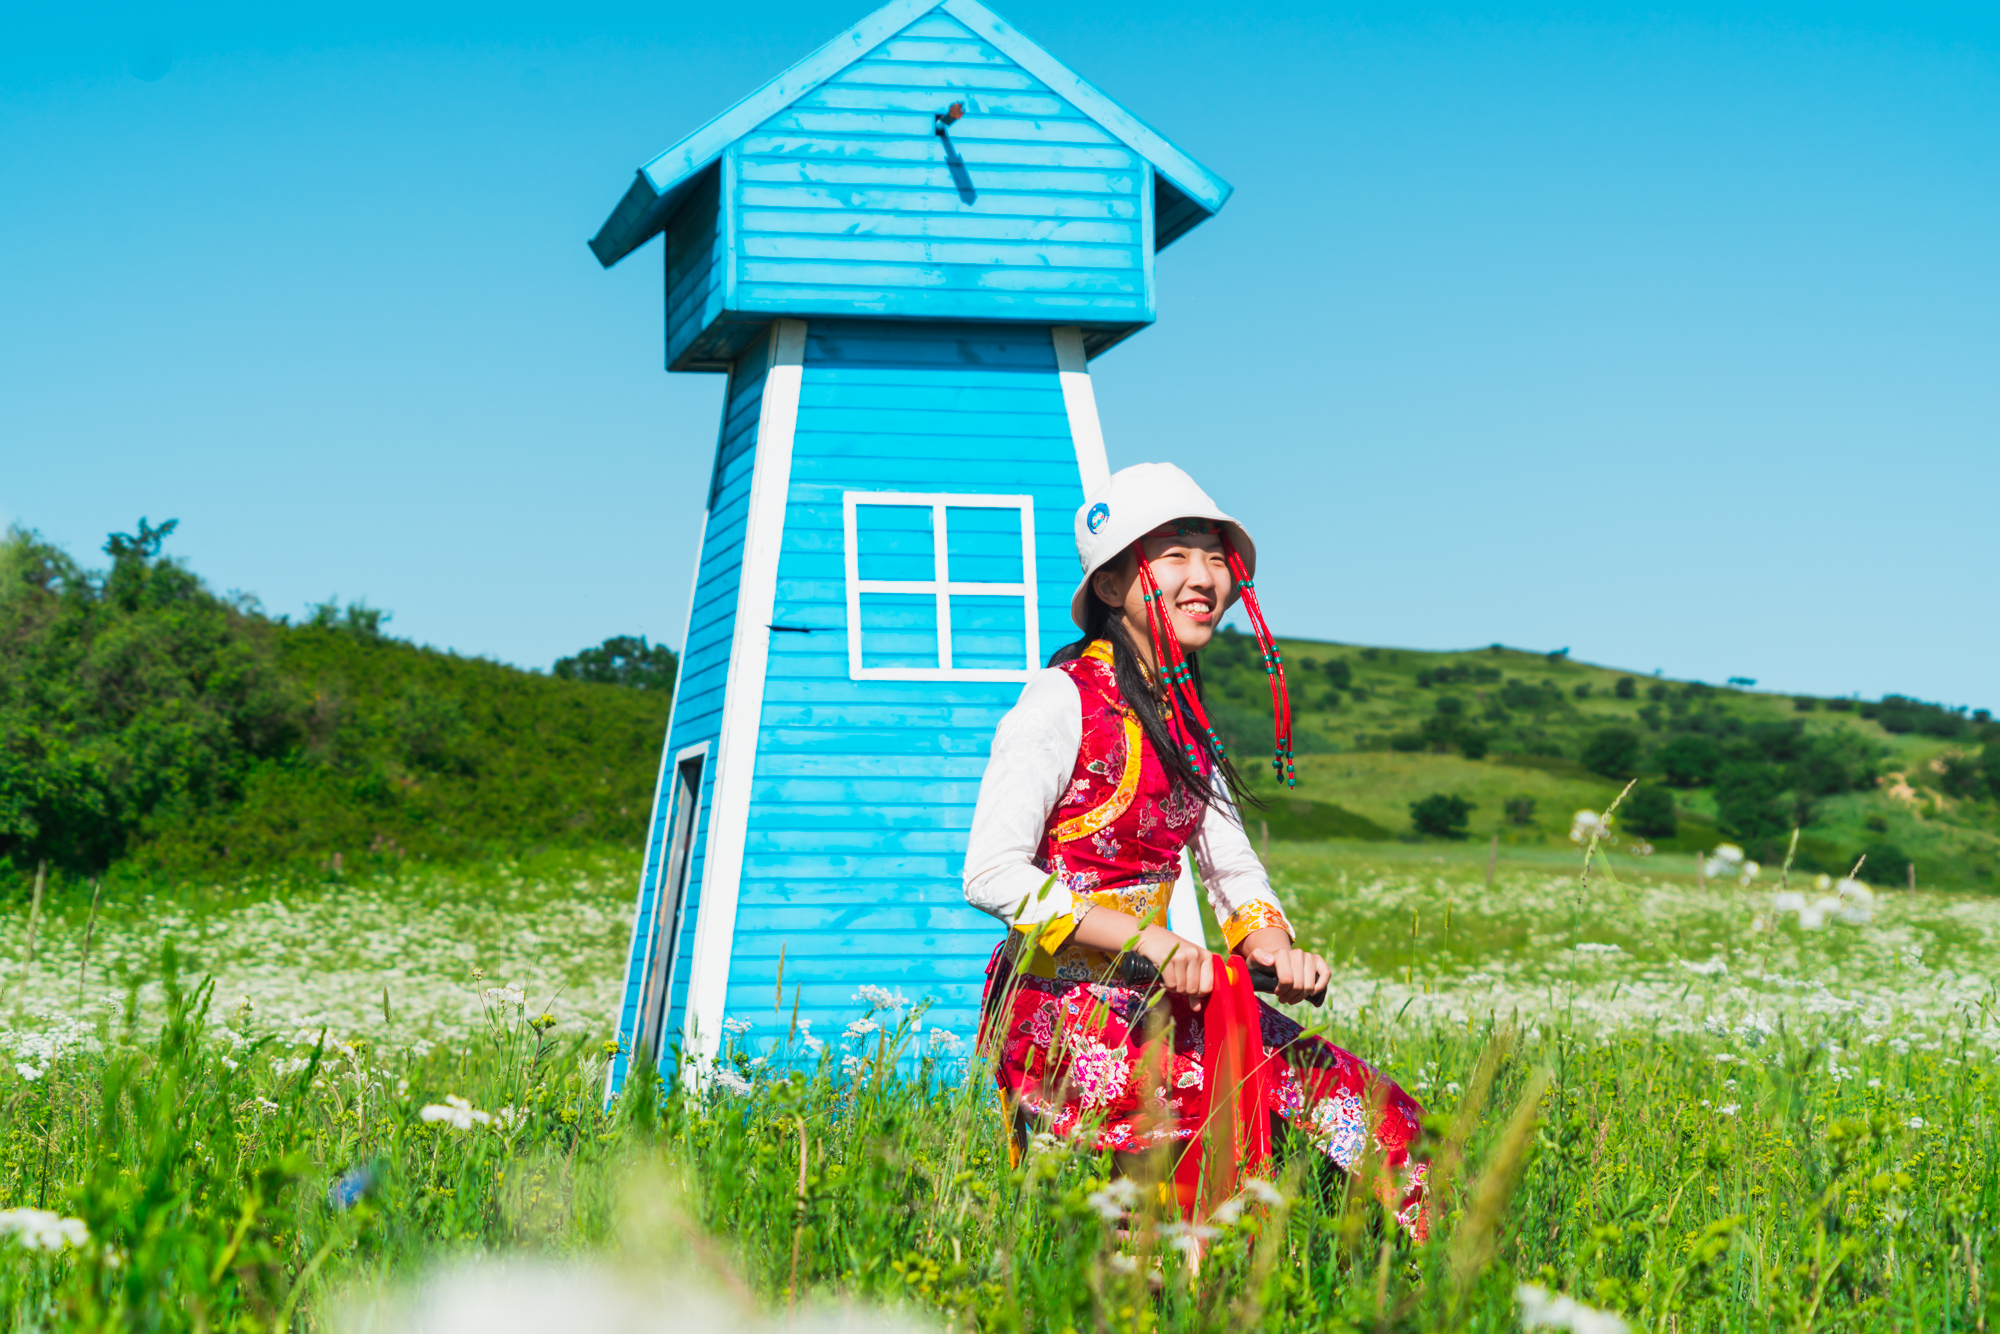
[1134,925,1214,1010]
[1067,905,1213,1009]
[1241,927,1331,1005]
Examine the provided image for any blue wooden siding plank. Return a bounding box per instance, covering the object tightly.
[799,380,1073,410]
[827,60,1044,91]
[730,287,1147,319]
[755,701,1017,729]
[738,136,1136,172]
[869,38,1016,65]
[750,778,985,803]
[739,237,1136,270]
[755,752,993,778]
[895,10,981,37]
[741,212,1136,246]
[736,185,1139,219]
[798,86,1074,117]
[758,109,1118,145]
[736,160,1136,195]
[736,263,1140,294]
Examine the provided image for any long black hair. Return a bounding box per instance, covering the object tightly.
[1048,563,1256,813]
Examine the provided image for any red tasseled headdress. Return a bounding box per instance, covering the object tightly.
[1131,530,1294,788]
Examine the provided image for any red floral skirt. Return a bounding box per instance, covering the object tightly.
[981,946,1429,1238]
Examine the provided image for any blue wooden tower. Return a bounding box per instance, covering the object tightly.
[594,0,1230,1096]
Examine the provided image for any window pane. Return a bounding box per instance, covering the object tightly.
[855,505,934,582]
[945,506,1023,584]
[949,594,1028,671]
[859,593,939,670]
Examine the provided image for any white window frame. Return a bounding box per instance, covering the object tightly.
[843,491,1038,682]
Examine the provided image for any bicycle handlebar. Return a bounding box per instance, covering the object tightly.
[1115,953,1327,1007]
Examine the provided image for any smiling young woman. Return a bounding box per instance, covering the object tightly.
[962,463,1428,1237]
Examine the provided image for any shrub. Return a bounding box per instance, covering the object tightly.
[1410,793,1475,839]
[1793,696,1816,712]
[1637,704,1663,731]
[1936,752,1986,800]
[1856,842,1912,886]
[1324,657,1352,690]
[1647,681,1669,702]
[1657,735,1722,788]
[1504,796,1537,826]
[1581,727,1644,779]
[0,521,303,872]
[1459,731,1490,760]
[1389,732,1425,753]
[1624,785,1678,839]
[1573,683,1593,699]
[1714,762,1789,842]
[1435,696,1465,716]
[1984,744,2000,798]
[553,635,679,692]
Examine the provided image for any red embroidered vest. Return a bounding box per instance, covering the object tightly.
[1037,640,1204,931]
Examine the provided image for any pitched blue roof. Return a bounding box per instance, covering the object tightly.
[589,0,1232,268]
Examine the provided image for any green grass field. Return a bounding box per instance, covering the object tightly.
[3,838,1994,1332]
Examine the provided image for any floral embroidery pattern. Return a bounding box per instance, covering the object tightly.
[1091,828,1121,862]
[1220,900,1295,949]
[1159,782,1201,830]
[982,948,1429,1238]
[1069,1039,1131,1109]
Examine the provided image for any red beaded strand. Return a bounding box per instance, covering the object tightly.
[1216,531,1296,786]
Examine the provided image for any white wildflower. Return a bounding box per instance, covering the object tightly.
[1680,958,1728,977]
[840,1054,866,1076]
[1907,1116,1926,1130]
[722,1017,753,1036]
[1569,811,1614,844]
[1516,1282,1628,1333]
[271,1056,313,1078]
[418,1094,492,1131]
[854,984,909,1011]
[927,1028,962,1054]
[0,1208,90,1252]
[1573,942,1622,955]
[15,1062,43,1081]
[1239,1178,1286,1207]
[482,982,527,1010]
[1740,861,1761,883]
[493,1105,527,1132]
[254,1097,281,1115]
[711,1069,753,1096]
[1157,1220,1219,1254]
[1107,1252,1141,1275]
[1209,1196,1247,1226]
[1716,1103,1739,1117]
[1084,1177,1142,1221]
[845,1017,881,1040]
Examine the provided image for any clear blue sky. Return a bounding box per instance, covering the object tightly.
[4,1,1994,709]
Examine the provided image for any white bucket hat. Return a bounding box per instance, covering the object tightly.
[1069,462,1257,629]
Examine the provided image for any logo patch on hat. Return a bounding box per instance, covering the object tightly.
[1086,502,1110,534]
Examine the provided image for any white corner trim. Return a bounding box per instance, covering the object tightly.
[605,518,711,1106]
[1051,327,1110,497]
[1167,847,1202,945]
[683,317,807,1066]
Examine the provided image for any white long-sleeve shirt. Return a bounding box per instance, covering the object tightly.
[962,667,1293,953]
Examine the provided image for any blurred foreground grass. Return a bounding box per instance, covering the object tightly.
[1,842,1997,1331]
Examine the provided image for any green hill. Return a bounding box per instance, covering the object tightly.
[1202,631,1999,890]
[6,521,1995,893]
[1,522,670,888]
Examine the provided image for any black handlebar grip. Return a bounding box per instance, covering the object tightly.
[1116,954,1326,1007]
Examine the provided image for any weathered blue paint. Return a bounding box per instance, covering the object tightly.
[596,0,1230,369]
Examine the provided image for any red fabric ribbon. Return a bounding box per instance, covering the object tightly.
[1170,957,1274,1220]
